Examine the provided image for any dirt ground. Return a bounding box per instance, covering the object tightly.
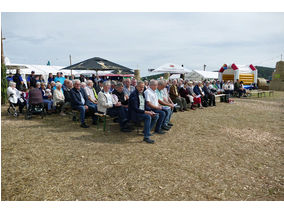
[1,92,284,200]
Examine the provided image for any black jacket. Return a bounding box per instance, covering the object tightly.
[112,89,128,105]
[63,87,72,103]
[128,88,151,122]
[70,87,90,108]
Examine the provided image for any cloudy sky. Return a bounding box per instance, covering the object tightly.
[2,12,284,76]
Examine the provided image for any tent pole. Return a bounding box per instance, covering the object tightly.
[69,54,72,77]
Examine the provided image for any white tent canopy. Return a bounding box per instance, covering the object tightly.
[185,70,218,81]
[169,74,182,79]
[6,63,113,82]
[152,63,191,74]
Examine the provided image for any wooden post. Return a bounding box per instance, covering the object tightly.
[1,29,6,65]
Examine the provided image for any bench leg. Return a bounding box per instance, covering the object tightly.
[103,116,106,132]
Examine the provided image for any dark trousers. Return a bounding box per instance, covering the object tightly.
[152,109,166,132]
[237,89,246,97]
[14,99,26,113]
[172,97,187,110]
[107,106,128,128]
[206,94,216,106]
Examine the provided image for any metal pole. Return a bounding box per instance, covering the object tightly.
[69,54,72,76]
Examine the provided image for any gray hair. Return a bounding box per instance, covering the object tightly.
[103,81,111,87]
[86,80,93,85]
[36,82,41,86]
[137,80,145,86]
[158,80,165,86]
[56,82,62,88]
[74,79,81,85]
[149,79,158,86]
[9,81,16,87]
[116,82,124,88]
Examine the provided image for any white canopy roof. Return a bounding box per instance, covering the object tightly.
[169,74,182,79]
[152,63,191,74]
[185,70,218,80]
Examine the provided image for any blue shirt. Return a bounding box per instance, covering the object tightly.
[13,75,23,82]
[79,91,85,105]
[27,76,34,82]
[54,77,66,85]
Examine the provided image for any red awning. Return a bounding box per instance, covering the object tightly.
[103,74,134,77]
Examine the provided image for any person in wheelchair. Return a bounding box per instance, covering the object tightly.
[26,84,45,118]
[7,81,26,114]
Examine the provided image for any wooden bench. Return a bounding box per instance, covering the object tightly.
[94,112,112,132]
[247,90,265,98]
[262,90,274,97]
[215,94,226,102]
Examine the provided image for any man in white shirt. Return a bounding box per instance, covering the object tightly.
[128,81,159,143]
[144,80,168,134]
[156,80,174,128]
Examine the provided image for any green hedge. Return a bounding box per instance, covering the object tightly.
[1,63,8,105]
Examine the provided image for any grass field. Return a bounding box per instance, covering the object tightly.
[1,92,284,201]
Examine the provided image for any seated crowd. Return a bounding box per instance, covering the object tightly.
[7,70,248,144]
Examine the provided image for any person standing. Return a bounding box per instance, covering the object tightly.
[13,69,24,91]
[27,71,37,89]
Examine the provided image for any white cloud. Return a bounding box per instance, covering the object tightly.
[2,12,284,76]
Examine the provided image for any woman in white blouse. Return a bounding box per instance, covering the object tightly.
[53,82,66,115]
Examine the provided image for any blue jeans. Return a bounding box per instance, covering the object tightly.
[73,103,98,124]
[136,113,159,139]
[152,109,166,132]
[107,106,128,128]
[87,102,98,123]
[43,99,53,111]
[162,107,172,126]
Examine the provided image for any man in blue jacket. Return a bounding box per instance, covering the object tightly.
[128,81,159,144]
[70,79,98,128]
[202,81,216,106]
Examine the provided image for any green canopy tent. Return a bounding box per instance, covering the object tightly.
[61,57,133,76]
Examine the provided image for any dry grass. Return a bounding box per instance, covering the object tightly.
[1,92,284,201]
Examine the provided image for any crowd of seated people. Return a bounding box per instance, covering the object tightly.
[8,68,253,144]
